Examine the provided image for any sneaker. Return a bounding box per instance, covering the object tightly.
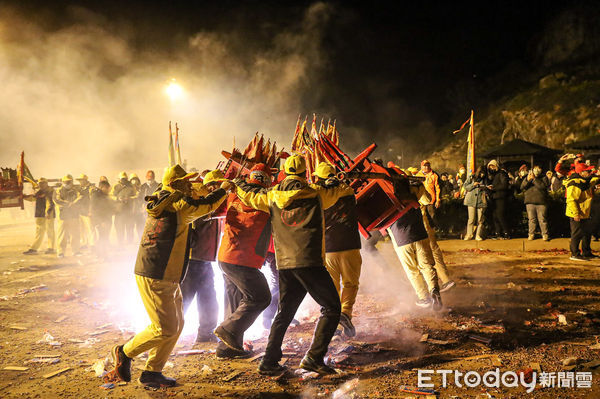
[430,288,443,311]
[299,356,337,375]
[463,235,473,241]
[45,248,56,254]
[109,345,131,382]
[439,280,456,293]
[339,313,356,337]
[73,252,83,257]
[196,331,218,343]
[415,298,433,308]
[543,235,550,242]
[258,360,288,376]
[501,234,510,240]
[528,235,535,241]
[570,254,589,262]
[57,253,65,258]
[475,236,483,241]
[216,347,253,360]
[138,371,176,388]
[23,249,37,255]
[583,253,599,259]
[214,326,243,351]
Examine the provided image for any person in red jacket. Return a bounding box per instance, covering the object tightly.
[208,165,273,359]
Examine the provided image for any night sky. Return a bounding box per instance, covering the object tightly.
[7,0,574,157]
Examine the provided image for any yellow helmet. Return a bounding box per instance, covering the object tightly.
[161,164,198,187]
[312,162,336,179]
[61,174,73,182]
[284,155,306,175]
[202,170,226,185]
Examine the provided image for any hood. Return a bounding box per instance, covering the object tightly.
[270,176,313,208]
[146,189,183,217]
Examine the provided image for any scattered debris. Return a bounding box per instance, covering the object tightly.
[100,383,115,390]
[557,314,567,325]
[177,349,206,356]
[9,325,27,330]
[200,365,213,375]
[295,369,320,380]
[3,366,29,371]
[398,386,437,395]
[43,367,72,379]
[54,315,68,323]
[530,363,542,373]
[37,332,62,347]
[491,356,503,367]
[419,334,429,343]
[562,357,580,366]
[27,358,60,364]
[59,289,79,302]
[246,352,266,362]
[332,378,359,398]
[88,330,110,337]
[469,335,492,345]
[222,370,243,382]
[91,358,110,377]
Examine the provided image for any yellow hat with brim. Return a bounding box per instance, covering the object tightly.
[202,170,226,186]
[118,171,128,179]
[162,164,198,187]
[37,177,48,184]
[61,174,73,182]
[76,174,88,180]
[284,155,306,175]
[312,162,336,179]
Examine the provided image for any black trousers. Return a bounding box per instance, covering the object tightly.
[570,218,592,257]
[217,261,271,349]
[180,260,218,335]
[264,266,341,365]
[490,198,510,236]
[262,252,279,329]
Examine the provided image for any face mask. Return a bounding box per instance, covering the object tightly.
[533,169,541,176]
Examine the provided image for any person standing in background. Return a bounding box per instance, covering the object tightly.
[23,177,56,255]
[76,174,94,250]
[53,174,81,257]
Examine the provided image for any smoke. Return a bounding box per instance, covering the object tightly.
[0,2,331,179]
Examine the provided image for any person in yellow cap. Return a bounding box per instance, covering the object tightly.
[106,164,231,388]
[23,177,56,255]
[312,162,362,338]
[111,171,136,245]
[53,174,82,257]
[76,174,94,250]
[236,155,354,376]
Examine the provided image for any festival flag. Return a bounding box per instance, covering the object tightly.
[168,122,176,167]
[453,110,475,175]
[174,123,182,165]
[310,114,318,139]
[17,151,35,187]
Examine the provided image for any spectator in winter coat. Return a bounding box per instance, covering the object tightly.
[463,166,488,241]
[236,155,353,376]
[487,160,511,239]
[513,164,529,195]
[521,166,550,241]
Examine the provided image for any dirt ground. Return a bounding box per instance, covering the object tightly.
[1,219,600,398]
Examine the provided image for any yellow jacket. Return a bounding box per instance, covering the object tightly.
[134,187,227,282]
[236,176,354,269]
[565,174,599,219]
